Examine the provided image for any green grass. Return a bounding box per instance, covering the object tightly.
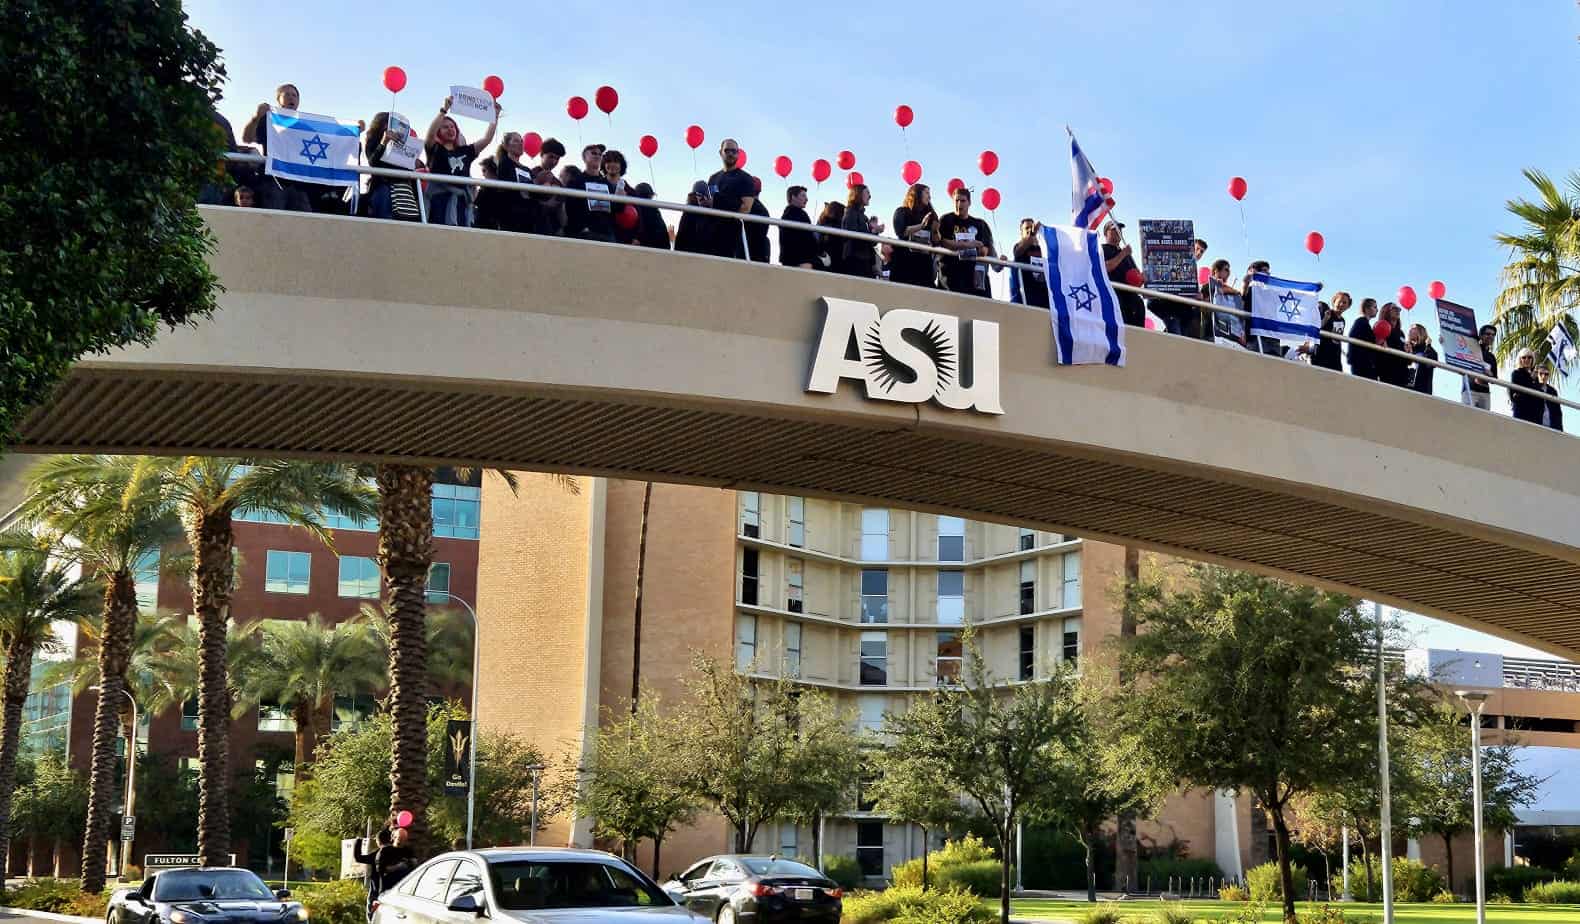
[1004,899,1580,923]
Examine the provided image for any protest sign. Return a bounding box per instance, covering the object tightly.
[449,85,495,123]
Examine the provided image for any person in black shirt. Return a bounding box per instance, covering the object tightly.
[779,186,817,268]
[1100,221,1146,326]
[1510,348,1544,423]
[890,183,940,288]
[424,95,499,226]
[840,184,878,277]
[486,132,537,233]
[707,139,757,259]
[364,111,422,222]
[675,181,715,254]
[631,183,671,249]
[599,149,639,245]
[1011,218,1050,308]
[241,83,315,212]
[527,138,568,236]
[1374,302,1409,386]
[1407,323,1437,393]
[1465,324,1498,410]
[1537,366,1564,430]
[1311,292,1349,371]
[1347,298,1379,379]
[747,186,771,263]
[565,148,618,242]
[938,187,996,297]
[815,202,845,271]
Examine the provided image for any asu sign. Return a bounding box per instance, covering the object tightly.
[806,297,1003,415]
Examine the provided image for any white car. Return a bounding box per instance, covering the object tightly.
[372,847,704,923]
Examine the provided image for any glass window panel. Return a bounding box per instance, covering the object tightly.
[1062,551,1082,609]
[338,555,380,598]
[860,631,887,686]
[265,551,310,594]
[787,497,805,547]
[740,491,760,538]
[857,695,885,734]
[937,631,962,685]
[860,508,889,560]
[133,550,160,612]
[1019,559,1036,615]
[938,571,963,596]
[740,549,759,606]
[1063,616,1082,664]
[1019,528,1036,551]
[735,614,757,671]
[1020,626,1035,680]
[787,560,804,614]
[785,622,802,678]
[938,570,964,625]
[426,562,451,604]
[856,822,885,876]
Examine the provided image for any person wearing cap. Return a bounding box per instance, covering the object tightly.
[707,139,757,259]
[675,181,715,255]
[779,185,818,269]
[1536,366,1564,430]
[938,187,996,297]
[564,145,616,242]
[1101,220,1146,327]
[1510,347,1546,424]
[631,183,670,249]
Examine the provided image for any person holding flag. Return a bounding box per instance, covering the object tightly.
[1068,129,1112,230]
[1038,223,1126,366]
[1246,269,1322,354]
[256,94,363,212]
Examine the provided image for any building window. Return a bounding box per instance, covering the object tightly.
[265,550,311,595]
[785,622,802,679]
[182,697,199,732]
[426,562,451,604]
[740,491,760,538]
[740,548,760,606]
[860,508,889,561]
[735,614,757,672]
[432,483,481,539]
[937,570,964,625]
[332,693,377,731]
[259,758,295,795]
[787,497,805,548]
[1019,560,1036,615]
[258,700,296,733]
[779,824,798,858]
[787,559,804,613]
[856,822,885,876]
[337,555,381,598]
[1062,550,1082,609]
[857,695,885,734]
[1018,528,1035,552]
[133,550,160,611]
[860,570,888,624]
[937,631,962,685]
[1020,626,1035,680]
[857,770,879,812]
[937,516,964,562]
[860,631,887,686]
[1062,616,1082,664]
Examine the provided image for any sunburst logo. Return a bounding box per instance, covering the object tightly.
[859,319,957,397]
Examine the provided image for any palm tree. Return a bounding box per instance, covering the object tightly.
[238,614,385,772]
[0,531,100,872]
[1492,168,1580,363]
[14,454,182,893]
[357,602,474,692]
[147,457,374,868]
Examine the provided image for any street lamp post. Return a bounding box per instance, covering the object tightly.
[1456,690,1491,924]
[526,764,545,846]
[429,591,481,849]
[1375,601,1395,924]
[92,684,137,881]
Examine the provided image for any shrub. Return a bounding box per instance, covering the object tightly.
[1078,906,1125,924]
[1490,893,1513,904]
[1137,856,1225,889]
[1152,903,1195,924]
[3,878,90,913]
[822,854,864,890]
[839,885,992,924]
[296,878,366,924]
[1431,890,1457,903]
[890,835,1000,895]
[934,860,1002,898]
[1329,857,1444,904]
[1298,904,1358,924]
[1526,880,1580,904]
[1247,861,1308,902]
[1487,864,1557,901]
[1219,884,1249,902]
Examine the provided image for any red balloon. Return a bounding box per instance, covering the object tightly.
[946,177,965,197]
[1397,286,1417,310]
[382,66,407,94]
[614,205,639,231]
[978,150,999,176]
[901,160,923,186]
[752,176,762,194]
[1428,280,1447,300]
[1125,268,1145,288]
[735,149,747,168]
[1198,266,1212,285]
[685,124,705,149]
[1228,176,1248,201]
[846,171,864,189]
[482,75,505,99]
[567,96,589,120]
[638,134,658,158]
[837,150,856,171]
[522,131,543,157]
[1373,319,1393,342]
[773,155,792,179]
[396,810,413,828]
[811,159,831,183]
[894,104,914,129]
[595,85,619,115]
[1098,176,1113,196]
[981,187,1001,211]
[1304,231,1325,255]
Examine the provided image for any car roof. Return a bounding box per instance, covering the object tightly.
[434,847,629,864]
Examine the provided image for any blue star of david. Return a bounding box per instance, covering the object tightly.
[1277,291,1303,321]
[299,134,330,165]
[1066,283,1097,312]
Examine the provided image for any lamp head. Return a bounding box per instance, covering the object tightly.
[1455,689,1491,706]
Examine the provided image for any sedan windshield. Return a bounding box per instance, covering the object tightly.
[154,870,275,902]
[487,860,671,910]
[739,858,824,879]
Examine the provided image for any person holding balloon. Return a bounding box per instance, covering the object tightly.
[1373,302,1409,387]
[353,817,418,921]
[890,183,940,288]
[425,95,500,226]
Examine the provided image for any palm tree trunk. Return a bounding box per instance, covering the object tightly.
[0,636,36,872]
[1115,546,1140,891]
[630,482,652,713]
[377,464,435,850]
[293,701,324,778]
[81,572,138,893]
[190,510,236,868]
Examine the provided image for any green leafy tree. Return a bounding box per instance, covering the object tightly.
[1492,169,1580,363]
[879,632,1080,924]
[239,615,386,771]
[11,749,90,877]
[0,0,225,450]
[1403,702,1543,893]
[1106,566,1382,924]
[866,747,967,891]
[0,532,100,870]
[575,696,701,877]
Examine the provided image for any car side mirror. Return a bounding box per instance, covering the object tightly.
[274,889,292,901]
[446,893,482,915]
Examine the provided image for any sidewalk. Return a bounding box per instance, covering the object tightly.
[0,907,101,924]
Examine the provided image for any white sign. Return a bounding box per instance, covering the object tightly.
[807,297,1003,415]
[448,86,495,123]
[341,838,369,880]
[145,854,236,875]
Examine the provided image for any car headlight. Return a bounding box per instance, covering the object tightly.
[295,908,309,922]
[171,911,200,924]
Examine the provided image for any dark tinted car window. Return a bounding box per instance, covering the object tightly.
[708,859,744,882]
[740,858,824,878]
[153,870,274,902]
[488,859,671,910]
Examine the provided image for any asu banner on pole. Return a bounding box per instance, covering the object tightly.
[264,107,361,187]
[444,719,472,796]
[1040,224,1126,366]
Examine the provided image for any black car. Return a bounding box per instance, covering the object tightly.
[662,856,842,923]
[107,868,306,924]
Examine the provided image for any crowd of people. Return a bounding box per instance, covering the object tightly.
[206,84,1565,428]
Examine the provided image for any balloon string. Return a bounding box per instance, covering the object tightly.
[648,160,655,187]
[692,150,697,175]
[1239,202,1249,263]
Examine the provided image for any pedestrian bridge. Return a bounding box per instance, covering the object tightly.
[14,208,1580,657]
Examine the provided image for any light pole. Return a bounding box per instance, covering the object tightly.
[1375,601,1394,924]
[429,591,481,849]
[1341,823,1351,901]
[1456,690,1491,924]
[527,764,545,846]
[92,684,137,881]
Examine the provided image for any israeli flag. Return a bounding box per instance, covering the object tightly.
[1041,224,1125,366]
[1549,322,1577,379]
[263,108,362,187]
[1068,129,1111,230]
[1247,273,1322,345]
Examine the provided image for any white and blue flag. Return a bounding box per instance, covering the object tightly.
[1550,322,1577,379]
[1068,129,1111,230]
[1247,273,1322,345]
[263,108,362,187]
[1040,224,1126,366]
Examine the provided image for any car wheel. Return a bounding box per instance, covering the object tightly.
[106,911,118,924]
[716,905,736,924]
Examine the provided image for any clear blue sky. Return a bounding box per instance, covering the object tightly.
[189,0,1578,659]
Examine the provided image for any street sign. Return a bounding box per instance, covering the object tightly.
[121,815,136,841]
[145,853,237,875]
[284,827,295,841]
